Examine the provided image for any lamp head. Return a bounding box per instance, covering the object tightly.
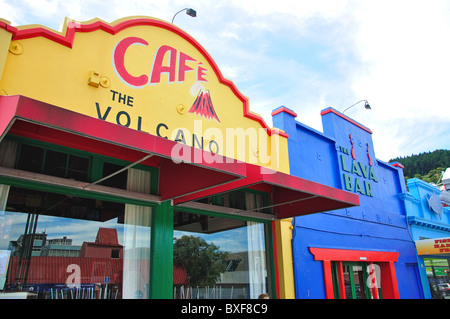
[364,100,371,110]
[172,8,197,24]
[186,8,197,17]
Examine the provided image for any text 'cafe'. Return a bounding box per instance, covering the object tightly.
[0,16,358,299]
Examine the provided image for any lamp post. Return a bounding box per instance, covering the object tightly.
[342,100,371,114]
[172,8,197,24]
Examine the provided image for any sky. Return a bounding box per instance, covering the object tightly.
[1,0,450,162]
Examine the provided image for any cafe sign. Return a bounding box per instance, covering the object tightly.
[0,17,289,172]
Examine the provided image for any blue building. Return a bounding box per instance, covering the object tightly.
[403,177,450,299]
[272,106,424,299]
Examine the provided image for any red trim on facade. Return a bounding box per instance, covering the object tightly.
[336,261,346,299]
[320,108,373,134]
[309,247,400,299]
[271,107,297,118]
[322,260,334,299]
[0,20,17,36]
[380,261,400,299]
[310,247,399,262]
[11,17,286,138]
[391,162,405,169]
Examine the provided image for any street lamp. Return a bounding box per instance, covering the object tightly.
[342,100,371,114]
[172,8,197,24]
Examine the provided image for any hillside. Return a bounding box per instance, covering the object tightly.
[389,149,450,184]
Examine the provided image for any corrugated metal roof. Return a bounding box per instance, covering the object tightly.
[7,256,188,285]
[8,256,123,284]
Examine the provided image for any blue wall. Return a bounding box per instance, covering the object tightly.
[272,106,424,299]
[402,178,450,299]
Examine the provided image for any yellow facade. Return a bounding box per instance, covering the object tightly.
[0,17,289,173]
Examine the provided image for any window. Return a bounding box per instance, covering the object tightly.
[1,186,152,299]
[101,162,128,190]
[17,143,90,182]
[424,258,450,299]
[111,249,120,259]
[333,262,382,299]
[17,144,44,174]
[0,138,156,299]
[173,189,273,300]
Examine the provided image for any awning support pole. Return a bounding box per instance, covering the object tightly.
[233,194,319,215]
[83,154,153,189]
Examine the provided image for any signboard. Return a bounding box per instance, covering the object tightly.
[338,134,378,197]
[416,237,450,255]
[0,17,288,173]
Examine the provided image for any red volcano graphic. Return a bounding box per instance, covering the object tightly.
[188,89,220,123]
[366,143,373,166]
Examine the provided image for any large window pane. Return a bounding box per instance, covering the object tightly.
[173,211,271,299]
[0,187,152,299]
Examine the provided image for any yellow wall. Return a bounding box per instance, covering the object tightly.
[275,219,295,298]
[0,19,13,84]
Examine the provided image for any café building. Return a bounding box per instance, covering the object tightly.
[0,16,358,299]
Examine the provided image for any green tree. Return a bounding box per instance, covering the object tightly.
[173,235,229,287]
[389,149,450,183]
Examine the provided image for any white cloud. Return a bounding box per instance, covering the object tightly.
[346,1,450,160]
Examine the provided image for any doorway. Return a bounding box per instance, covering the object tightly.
[335,262,382,299]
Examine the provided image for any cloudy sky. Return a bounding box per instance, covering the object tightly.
[2,0,450,162]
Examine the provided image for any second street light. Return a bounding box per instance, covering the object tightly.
[172,8,197,24]
[342,100,371,114]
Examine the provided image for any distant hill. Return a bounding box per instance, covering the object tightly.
[389,149,450,184]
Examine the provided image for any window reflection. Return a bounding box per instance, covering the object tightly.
[0,187,152,299]
[173,211,270,299]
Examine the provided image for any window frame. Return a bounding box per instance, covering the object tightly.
[174,195,277,299]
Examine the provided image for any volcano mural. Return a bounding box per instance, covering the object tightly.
[188,89,221,123]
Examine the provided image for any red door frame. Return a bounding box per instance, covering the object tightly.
[309,247,400,299]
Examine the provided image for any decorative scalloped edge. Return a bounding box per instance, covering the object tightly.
[7,16,288,138]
